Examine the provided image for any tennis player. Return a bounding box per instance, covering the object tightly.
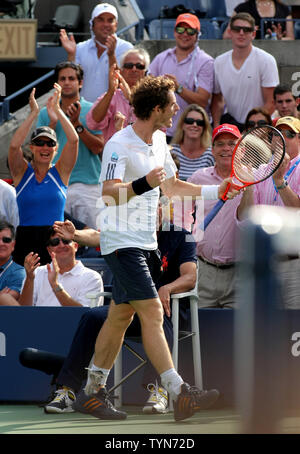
[73,75,240,422]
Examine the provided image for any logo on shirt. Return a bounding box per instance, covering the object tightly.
[111,152,119,162]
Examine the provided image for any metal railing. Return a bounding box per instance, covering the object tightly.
[0,0,146,125]
[260,17,300,39]
[0,69,54,124]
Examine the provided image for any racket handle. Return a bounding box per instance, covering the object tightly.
[221,182,231,201]
[202,199,225,230]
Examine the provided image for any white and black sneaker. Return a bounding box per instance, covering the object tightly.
[143,381,169,414]
[44,387,76,413]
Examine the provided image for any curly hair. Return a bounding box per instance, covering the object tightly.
[130,75,175,120]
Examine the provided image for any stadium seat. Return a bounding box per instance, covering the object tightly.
[148,18,221,39]
[50,4,81,30]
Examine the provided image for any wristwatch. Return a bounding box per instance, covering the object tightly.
[53,283,63,293]
[75,124,85,134]
[276,180,288,190]
[176,84,183,94]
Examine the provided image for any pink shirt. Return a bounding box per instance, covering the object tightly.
[252,154,300,205]
[188,166,242,264]
[86,89,136,143]
[149,46,214,137]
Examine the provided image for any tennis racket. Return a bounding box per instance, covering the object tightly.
[202,125,286,230]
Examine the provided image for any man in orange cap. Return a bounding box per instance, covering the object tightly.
[149,13,214,143]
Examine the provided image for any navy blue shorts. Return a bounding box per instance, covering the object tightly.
[103,248,162,305]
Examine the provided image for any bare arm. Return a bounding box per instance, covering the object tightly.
[53,220,100,248]
[18,252,40,306]
[46,252,84,307]
[210,92,225,128]
[161,175,238,200]
[66,101,104,156]
[272,154,300,208]
[262,86,276,115]
[8,88,39,186]
[102,166,166,206]
[91,65,119,123]
[52,83,79,185]
[159,261,196,318]
[60,29,76,61]
[165,74,210,108]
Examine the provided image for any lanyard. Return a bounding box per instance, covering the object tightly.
[0,259,13,278]
[272,157,300,201]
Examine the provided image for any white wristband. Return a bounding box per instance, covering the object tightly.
[201,185,219,200]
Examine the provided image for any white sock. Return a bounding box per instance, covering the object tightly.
[84,364,110,395]
[160,368,184,402]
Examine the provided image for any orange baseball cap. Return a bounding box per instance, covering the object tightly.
[175,13,200,31]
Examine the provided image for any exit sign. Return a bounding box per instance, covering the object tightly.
[0,19,37,60]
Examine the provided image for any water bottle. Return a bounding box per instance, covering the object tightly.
[271,32,277,40]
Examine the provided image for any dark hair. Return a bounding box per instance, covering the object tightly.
[230,12,255,30]
[54,61,84,82]
[0,219,15,239]
[46,226,56,244]
[171,152,180,171]
[273,84,296,101]
[131,75,175,120]
[244,107,272,128]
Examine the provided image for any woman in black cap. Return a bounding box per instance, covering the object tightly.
[8,83,78,266]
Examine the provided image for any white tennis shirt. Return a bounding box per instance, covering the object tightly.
[99,125,177,254]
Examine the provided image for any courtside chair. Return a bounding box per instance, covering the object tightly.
[112,264,203,410]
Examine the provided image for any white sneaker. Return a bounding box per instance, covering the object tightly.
[142,381,169,414]
[44,387,76,413]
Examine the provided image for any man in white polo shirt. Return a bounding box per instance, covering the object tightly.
[72,75,241,423]
[7,227,104,307]
[59,3,133,102]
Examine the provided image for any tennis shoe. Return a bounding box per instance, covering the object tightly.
[72,387,127,420]
[44,387,75,413]
[143,381,168,414]
[173,383,219,421]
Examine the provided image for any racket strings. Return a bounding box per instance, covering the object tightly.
[233,128,285,184]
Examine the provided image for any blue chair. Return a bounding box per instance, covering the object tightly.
[294,20,300,39]
[199,18,221,39]
[204,0,227,19]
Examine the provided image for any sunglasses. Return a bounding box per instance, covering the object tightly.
[231,25,254,34]
[175,26,198,36]
[32,139,56,147]
[0,236,13,244]
[247,120,268,128]
[47,238,72,247]
[279,129,297,139]
[184,117,205,126]
[123,62,146,70]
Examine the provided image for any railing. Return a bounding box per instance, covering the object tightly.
[0,69,54,124]
[0,5,145,125]
[260,17,300,39]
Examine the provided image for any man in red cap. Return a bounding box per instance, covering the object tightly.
[149,13,214,143]
[187,124,243,308]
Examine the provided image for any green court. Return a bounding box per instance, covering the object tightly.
[0,404,300,435]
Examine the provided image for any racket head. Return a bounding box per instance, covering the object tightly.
[231,125,286,186]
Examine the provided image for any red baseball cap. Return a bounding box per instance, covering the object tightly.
[212,124,241,143]
[175,13,200,31]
